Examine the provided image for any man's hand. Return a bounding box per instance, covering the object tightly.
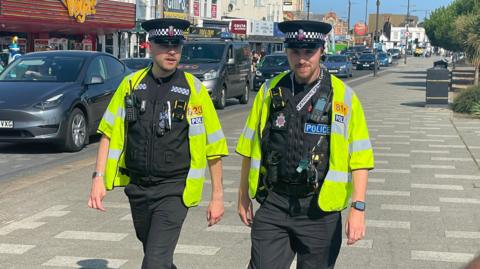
[87,177,106,211]
[237,192,253,227]
[345,208,366,245]
[207,199,224,226]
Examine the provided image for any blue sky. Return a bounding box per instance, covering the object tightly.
[310,0,455,26]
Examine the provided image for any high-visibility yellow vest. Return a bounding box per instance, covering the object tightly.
[98,67,228,207]
[236,71,374,211]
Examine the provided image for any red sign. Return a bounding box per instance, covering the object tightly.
[211,4,217,18]
[193,0,199,17]
[354,22,367,36]
[230,20,247,34]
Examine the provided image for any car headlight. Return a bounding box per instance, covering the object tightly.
[340,65,347,70]
[34,94,64,110]
[203,70,218,81]
[255,70,262,77]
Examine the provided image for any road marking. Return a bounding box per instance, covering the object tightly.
[199,201,235,207]
[375,160,389,164]
[375,153,410,157]
[411,184,464,190]
[456,126,480,129]
[435,174,480,180]
[367,190,410,196]
[223,187,238,193]
[395,131,425,134]
[206,225,250,234]
[431,157,472,162]
[103,202,130,209]
[42,256,128,268]
[223,165,241,171]
[411,150,450,154]
[373,169,410,174]
[54,231,128,242]
[439,197,480,204]
[366,220,410,229]
[0,243,35,254]
[205,179,234,185]
[445,231,480,239]
[381,204,440,212]
[374,147,391,150]
[410,139,445,142]
[411,164,455,169]
[411,251,474,263]
[424,124,452,127]
[410,127,441,130]
[368,178,386,183]
[378,135,410,138]
[0,205,70,235]
[429,144,465,149]
[120,214,132,221]
[426,134,458,138]
[369,125,394,128]
[341,239,373,249]
[375,141,410,145]
[175,244,220,255]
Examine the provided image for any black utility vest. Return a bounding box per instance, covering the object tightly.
[261,72,332,185]
[125,70,191,181]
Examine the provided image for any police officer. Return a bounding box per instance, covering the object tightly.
[88,18,228,269]
[236,20,374,269]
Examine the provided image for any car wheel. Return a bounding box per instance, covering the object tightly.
[238,82,249,104]
[63,108,87,152]
[215,86,226,109]
[349,70,353,77]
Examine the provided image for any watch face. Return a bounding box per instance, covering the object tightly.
[353,202,365,211]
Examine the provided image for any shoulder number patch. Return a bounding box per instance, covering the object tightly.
[188,105,203,117]
[334,101,349,116]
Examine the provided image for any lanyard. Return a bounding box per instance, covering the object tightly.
[292,68,324,111]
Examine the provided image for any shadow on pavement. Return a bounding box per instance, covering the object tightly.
[399,75,426,80]
[390,81,425,89]
[0,135,100,154]
[395,70,427,75]
[77,259,113,269]
[401,101,426,108]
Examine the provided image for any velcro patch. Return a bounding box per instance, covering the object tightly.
[334,102,349,116]
[304,123,331,135]
[171,86,190,95]
[190,116,203,125]
[188,105,203,117]
[136,83,147,90]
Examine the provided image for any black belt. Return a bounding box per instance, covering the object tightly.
[120,168,163,187]
[271,181,316,197]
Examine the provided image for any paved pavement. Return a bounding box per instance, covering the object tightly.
[0,56,479,269]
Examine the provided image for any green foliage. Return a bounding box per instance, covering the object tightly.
[471,102,480,117]
[453,85,480,113]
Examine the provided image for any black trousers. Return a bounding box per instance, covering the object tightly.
[249,191,342,269]
[124,181,188,269]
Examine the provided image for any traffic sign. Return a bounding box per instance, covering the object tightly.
[405,31,410,37]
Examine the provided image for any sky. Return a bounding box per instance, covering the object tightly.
[310,0,455,26]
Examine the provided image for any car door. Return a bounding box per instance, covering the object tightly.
[83,56,109,128]
[225,44,238,97]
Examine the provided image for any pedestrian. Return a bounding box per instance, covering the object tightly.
[88,18,228,269]
[236,20,374,269]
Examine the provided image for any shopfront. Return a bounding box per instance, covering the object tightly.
[0,0,135,60]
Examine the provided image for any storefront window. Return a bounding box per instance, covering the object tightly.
[105,34,114,55]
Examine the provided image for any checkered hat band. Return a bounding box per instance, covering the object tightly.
[148,28,184,38]
[285,31,326,41]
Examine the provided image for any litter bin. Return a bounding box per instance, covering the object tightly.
[426,67,450,106]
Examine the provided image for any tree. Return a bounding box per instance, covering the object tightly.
[455,13,480,85]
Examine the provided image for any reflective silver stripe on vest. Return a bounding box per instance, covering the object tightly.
[349,139,372,153]
[187,167,206,179]
[263,79,272,97]
[241,125,255,141]
[207,129,225,144]
[343,85,354,137]
[325,170,350,183]
[251,158,261,170]
[331,123,344,137]
[108,149,122,160]
[189,123,206,136]
[103,110,115,125]
[190,74,203,94]
[117,107,125,120]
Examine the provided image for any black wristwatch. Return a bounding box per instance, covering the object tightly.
[351,201,366,211]
[92,171,104,179]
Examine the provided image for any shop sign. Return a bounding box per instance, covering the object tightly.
[193,0,199,17]
[164,0,188,19]
[211,3,217,18]
[189,27,220,38]
[251,21,274,36]
[230,20,247,34]
[60,0,97,23]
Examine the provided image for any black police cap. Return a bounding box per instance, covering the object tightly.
[278,20,332,49]
[142,18,190,44]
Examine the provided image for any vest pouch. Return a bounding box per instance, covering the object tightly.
[266,151,281,185]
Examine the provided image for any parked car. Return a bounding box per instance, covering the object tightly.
[356,53,379,70]
[0,51,130,151]
[179,38,252,109]
[254,53,289,91]
[345,52,359,65]
[377,52,389,67]
[388,48,401,59]
[323,55,353,78]
[121,58,151,71]
[0,63,4,73]
[387,52,393,64]
[414,47,424,57]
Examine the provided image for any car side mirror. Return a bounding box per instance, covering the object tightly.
[86,75,104,85]
[227,58,235,65]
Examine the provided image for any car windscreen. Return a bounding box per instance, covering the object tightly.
[122,59,151,70]
[258,56,288,68]
[181,43,226,64]
[359,54,375,60]
[378,53,388,58]
[0,56,85,82]
[326,56,347,63]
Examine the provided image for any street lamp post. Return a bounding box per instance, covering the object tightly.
[364,0,368,26]
[307,0,310,20]
[404,0,410,65]
[347,0,351,47]
[374,0,380,77]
